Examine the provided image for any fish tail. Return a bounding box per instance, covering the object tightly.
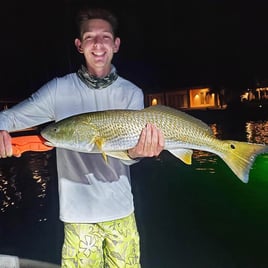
[219,140,268,183]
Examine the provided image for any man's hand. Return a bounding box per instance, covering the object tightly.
[0,130,14,158]
[127,123,164,159]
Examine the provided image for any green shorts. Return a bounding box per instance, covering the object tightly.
[61,213,141,267]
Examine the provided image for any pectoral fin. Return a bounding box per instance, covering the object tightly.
[94,136,131,162]
[94,137,107,162]
[169,149,193,165]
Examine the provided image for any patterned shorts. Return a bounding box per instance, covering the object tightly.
[61,213,141,267]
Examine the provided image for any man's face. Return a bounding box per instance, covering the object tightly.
[75,19,120,73]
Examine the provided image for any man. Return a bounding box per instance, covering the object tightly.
[0,7,164,267]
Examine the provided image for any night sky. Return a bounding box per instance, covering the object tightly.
[1,0,268,98]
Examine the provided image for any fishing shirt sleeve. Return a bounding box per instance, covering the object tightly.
[0,79,57,132]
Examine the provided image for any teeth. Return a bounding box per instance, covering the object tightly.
[93,52,104,56]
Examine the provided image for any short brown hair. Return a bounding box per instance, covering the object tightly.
[75,8,119,38]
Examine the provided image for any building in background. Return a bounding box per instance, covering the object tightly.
[241,82,268,102]
[145,85,225,110]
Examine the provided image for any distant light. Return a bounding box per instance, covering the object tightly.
[151,98,158,105]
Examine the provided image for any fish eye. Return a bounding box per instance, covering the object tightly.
[230,144,235,149]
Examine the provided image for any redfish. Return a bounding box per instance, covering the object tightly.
[41,105,268,183]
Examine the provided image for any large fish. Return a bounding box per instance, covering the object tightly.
[40,105,268,183]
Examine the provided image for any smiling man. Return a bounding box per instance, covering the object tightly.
[0,6,164,267]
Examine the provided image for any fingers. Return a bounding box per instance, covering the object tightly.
[143,124,153,155]
[128,123,164,159]
[144,123,162,157]
[0,130,13,158]
[128,127,146,158]
[155,125,165,153]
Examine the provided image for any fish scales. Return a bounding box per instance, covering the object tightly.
[41,105,268,183]
[92,109,207,151]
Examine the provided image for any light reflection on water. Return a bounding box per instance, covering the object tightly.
[0,152,53,217]
[246,120,268,144]
[0,150,60,264]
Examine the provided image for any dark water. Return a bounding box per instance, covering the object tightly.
[1,117,268,268]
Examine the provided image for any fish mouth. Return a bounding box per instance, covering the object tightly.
[38,135,53,146]
[43,141,55,147]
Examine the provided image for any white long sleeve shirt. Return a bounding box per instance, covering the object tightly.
[0,72,144,223]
